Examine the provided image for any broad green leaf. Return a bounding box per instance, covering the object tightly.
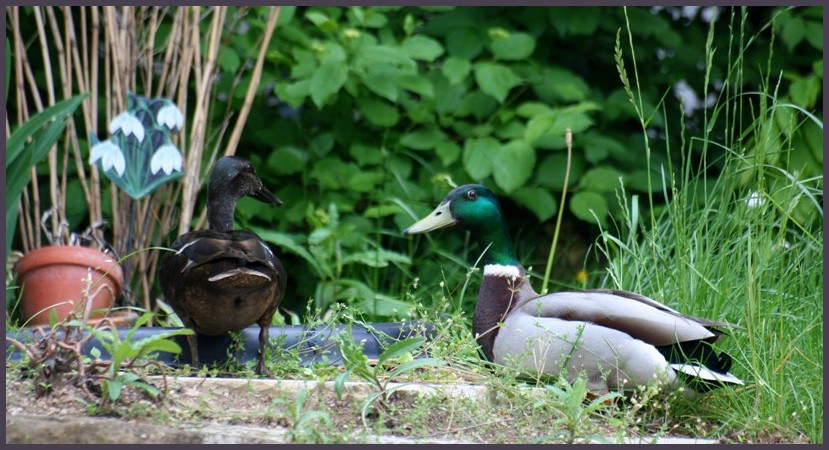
[490,32,536,60]
[579,167,624,192]
[401,35,444,61]
[7,94,88,165]
[359,68,398,102]
[378,336,425,365]
[105,378,124,402]
[132,381,161,398]
[309,158,359,189]
[357,44,416,68]
[780,15,805,51]
[342,248,412,267]
[267,146,308,175]
[496,121,525,141]
[403,13,416,35]
[510,187,558,222]
[112,341,137,367]
[441,57,471,85]
[805,21,822,50]
[363,11,388,28]
[531,67,590,103]
[456,91,498,120]
[355,293,414,317]
[348,171,384,192]
[349,143,384,166]
[462,137,499,179]
[280,80,311,107]
[218,47,241,72]
[125,312,155,340]
[310,132,336,156]
[290,49,318,78]
[254,229,327,278]
[310,60,348,108]
[130,328,194,353]
[525,114,557,145]
[474,63,520,103]
[400,127,446,150]
[305,11,338,32]
[435,141,461,166]
[397,75,434,98]
[357,98,399,127]
[363,204,403,218]
[569,191,608,226]
[277,6,297,25]
[567,8,601,35]
[536,152,586,189]
[582,134,625,164]
[447,28,484,59]
[789,75,821,109]
[492,140,535,193]
[516,102,553,118]
[433,74,466,115]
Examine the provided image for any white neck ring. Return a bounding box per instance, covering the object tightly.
[483,264,521,278]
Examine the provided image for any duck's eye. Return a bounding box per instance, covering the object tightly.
[466,190,478,200]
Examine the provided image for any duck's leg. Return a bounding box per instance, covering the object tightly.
[256,321,271,376]
[186,333,200,368]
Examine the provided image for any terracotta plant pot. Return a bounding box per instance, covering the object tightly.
[13,245,124,326]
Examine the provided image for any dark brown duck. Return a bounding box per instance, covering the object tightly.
[160,155,285,374]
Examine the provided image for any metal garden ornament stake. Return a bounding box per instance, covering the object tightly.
[88,92,186,301]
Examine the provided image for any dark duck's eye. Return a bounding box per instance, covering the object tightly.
[466,190,478,200]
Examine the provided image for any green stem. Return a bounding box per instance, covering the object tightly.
[540,129,572,295]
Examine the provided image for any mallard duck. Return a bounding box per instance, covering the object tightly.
[159,155,286,374]
[404,184,743,393]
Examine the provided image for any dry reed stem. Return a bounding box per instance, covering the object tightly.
[9,5,281,317]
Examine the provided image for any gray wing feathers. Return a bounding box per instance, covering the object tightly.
[518,291,718,346]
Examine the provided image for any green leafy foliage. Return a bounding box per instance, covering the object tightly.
[204,5,822,323]
[80,312,193,403]
[333,327,444,426]
[6,94,87,264]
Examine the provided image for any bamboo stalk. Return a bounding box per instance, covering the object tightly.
[155,8,178,98]
[34,7,64,243]
[178,6,226,235]
[45,6,74,244]
[9,8,33,252]
[62,6,98,230]
[89,6,103,237]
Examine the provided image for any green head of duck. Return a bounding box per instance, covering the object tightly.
[404,184,519,267]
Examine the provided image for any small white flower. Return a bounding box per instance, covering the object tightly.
[746,191,765,208]
[89,140,126,176]
[156,104,185,132]
[109,112,145,142]
[150,144,183,175]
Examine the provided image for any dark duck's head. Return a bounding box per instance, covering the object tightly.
[404,184,519,267]
[208,155,283,232]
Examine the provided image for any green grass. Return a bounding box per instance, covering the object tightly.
[578,7,823,442]
[407,7,823,443]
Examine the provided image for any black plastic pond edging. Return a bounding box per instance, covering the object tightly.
[5,321,434,369]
